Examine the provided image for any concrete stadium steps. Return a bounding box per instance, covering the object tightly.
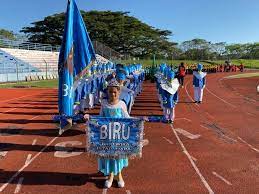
[0,47,111,83]
[0,49,38,73]
[0,48,59,72]
[0,49,110,74]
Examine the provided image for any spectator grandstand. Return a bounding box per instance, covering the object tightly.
[0,37,121,82]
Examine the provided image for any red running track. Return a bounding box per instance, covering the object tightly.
[0,71,258,193]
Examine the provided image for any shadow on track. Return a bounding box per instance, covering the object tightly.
[0,142,85,152]
[0,171,106,188]
[0,128,84,137]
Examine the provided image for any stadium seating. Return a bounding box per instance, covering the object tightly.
[0,48,59,73]
[0,47,111,83]
[0,49,38,73]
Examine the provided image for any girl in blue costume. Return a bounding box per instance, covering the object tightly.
[161,70,179,123]
[193,63,207,103]
[98,78,130,188]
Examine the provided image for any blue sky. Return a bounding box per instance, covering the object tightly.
[1,0,259,44]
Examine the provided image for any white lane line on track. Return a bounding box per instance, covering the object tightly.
[212,172,232,186]
[183,151,197,162]
[0,151,8,159]
[238,137,259,153]
[0,107,29,116]
[1,94,39,104]
[126,190,131,194]
[170,124,214,194]
[201,125,237,142]
[25,140,37,165]
[175,118,192,122]
[0,136,59,192]
[205,112,215,119]
[14,177,24,193]
[29,109,54,121]
[246,112,256,117]
[25,154,32,166]
[200,125,209,130]
[175,128,201,140]
[32,139,37,146]
[102,188,107,194]
[163,137,174,144]
[185,82,199,107]
[191,155,197,162]
[205,88,236,108]
[0,97,56,116]
[222,134,237,143]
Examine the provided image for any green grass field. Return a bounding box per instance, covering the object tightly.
[0,79,58,88]
[122,59,207,67]
[122,59,259,68]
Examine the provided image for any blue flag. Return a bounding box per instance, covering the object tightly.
[87,117,144,158]
[58,0,96,117]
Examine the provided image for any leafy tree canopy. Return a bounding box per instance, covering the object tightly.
[21,11,176,57]
[0,29,15,40]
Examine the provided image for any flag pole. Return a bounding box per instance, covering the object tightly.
[57,0,96,135]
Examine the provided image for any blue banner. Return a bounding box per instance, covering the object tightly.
[87,117,144,158]
[58,0,96,119]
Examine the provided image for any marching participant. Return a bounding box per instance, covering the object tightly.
[86,78,130,188]
[193,63,207,103]
[116,70,134,113]
[161,70,179,123]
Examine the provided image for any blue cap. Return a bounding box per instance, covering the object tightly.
[167,70,175,80]
[160,64,166,73]
[116,71,126,81]
[197,63,203,71]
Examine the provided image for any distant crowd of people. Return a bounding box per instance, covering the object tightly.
[182,62,244,75]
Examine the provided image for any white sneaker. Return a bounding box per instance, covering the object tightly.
[105,180,113,188]
[117,180,125,188]
[58,118,72,135]
[58,128,64,135]
[142,139,149,147]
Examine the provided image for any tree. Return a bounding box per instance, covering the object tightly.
[179,39,212,60]
[0,29,15,40]
[21,11,176,57]
[225,44,244,59]
[211,42,226,58]
[21,14,65,45]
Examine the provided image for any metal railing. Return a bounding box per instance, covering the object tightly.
[0,38,60,52]
[0,38,123,60]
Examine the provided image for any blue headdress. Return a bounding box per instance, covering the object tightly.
[167,70,175,81]
[197,63,203,71]
[116,71,126,81]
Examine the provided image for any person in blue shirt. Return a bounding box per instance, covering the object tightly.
[161,70,179,123]
[193,63,207,103]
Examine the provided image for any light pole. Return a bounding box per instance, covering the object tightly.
[43,59,48,79]
[164,53,168,64]
[10,58,18,82]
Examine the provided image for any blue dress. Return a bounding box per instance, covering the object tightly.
[98,100,129,176]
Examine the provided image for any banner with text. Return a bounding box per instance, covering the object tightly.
[87,117,144,158]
